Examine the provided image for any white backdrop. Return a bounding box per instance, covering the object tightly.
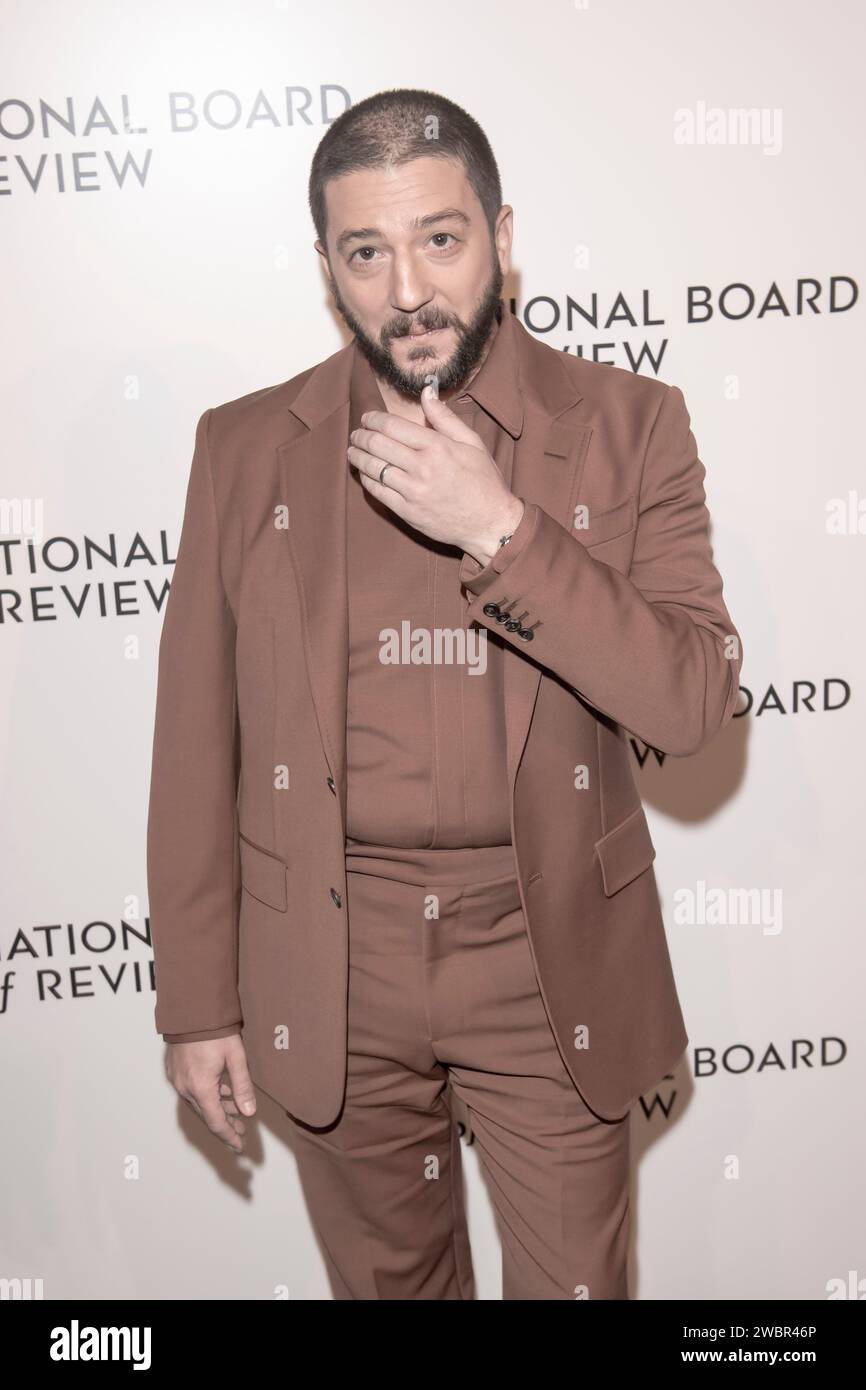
[2,0,864,1301]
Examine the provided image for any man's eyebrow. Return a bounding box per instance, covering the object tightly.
[336,207,471,255]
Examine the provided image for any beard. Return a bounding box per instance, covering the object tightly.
[327,253,505,399]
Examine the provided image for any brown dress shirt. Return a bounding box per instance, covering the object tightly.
[343,306,536,856]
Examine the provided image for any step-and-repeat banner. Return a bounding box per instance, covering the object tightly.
[2,0,863,1300]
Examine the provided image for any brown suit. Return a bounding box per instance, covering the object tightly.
[146,306,742,1131]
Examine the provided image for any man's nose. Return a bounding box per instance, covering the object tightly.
[388,254,435,319]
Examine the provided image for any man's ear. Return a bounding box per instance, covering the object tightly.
[314,240,334,291]
[494,205,513,277]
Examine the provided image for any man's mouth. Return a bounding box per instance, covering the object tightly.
[405,325,446,338]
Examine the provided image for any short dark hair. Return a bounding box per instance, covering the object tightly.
[308,88,503,255]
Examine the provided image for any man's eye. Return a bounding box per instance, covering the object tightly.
[350,233,458,265]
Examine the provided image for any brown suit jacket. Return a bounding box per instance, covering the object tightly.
[146,311,742,1125]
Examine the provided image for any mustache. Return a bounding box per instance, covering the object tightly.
[388,315,455,339]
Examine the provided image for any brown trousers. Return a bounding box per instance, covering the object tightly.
[287,842,631,1300]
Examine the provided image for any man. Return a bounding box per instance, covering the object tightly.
[147,88,742,1300]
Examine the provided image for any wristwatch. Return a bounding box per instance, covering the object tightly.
[497,498,525,550]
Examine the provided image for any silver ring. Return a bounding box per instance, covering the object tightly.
[378,462,393,485]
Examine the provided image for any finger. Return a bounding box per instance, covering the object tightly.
[219,1084,241,1116]
[419,384,479,442]
[357,410,429,448]
[190,1088,245,1152]
[349,428,415,473]
[348,446,413,498]
[225,1050,258,1119]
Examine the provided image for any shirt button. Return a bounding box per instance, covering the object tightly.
[330,887,342,907]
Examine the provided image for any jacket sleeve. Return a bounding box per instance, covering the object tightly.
[146,408,243,1041]
[458,384,742,756]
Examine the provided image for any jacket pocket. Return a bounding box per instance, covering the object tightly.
[576,494,637,550]
[593,804,656,896]
[239,831,288,912]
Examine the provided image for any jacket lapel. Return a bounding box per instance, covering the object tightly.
[276,345,354,832]
[276,316,592,834]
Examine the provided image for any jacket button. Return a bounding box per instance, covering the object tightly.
[330,887,342,907]
[482,601,501,617]
[326,775,336,794]
[517,627,534,642]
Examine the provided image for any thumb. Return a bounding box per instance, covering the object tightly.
[225,1046,257,1115]
[419,382,477,443]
